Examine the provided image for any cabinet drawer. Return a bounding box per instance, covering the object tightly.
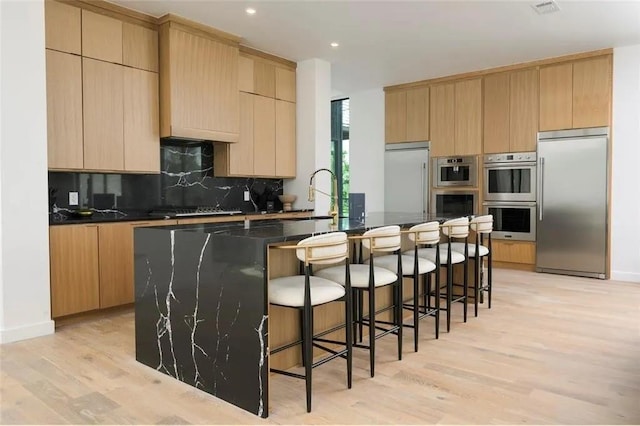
[491,240,535,264]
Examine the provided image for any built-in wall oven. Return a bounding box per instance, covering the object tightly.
[431,191,477,217]
[484,152,537,202]
[433,156,477,188]
[483,202,536,241]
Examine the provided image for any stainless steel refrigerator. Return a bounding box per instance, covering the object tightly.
[536,127,609,279]
[384,142,429,213]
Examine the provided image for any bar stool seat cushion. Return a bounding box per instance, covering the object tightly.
[413,247,465,265]
[369,255,437,276]
[449,242,489,257]
[269,276,346,307]
[315,264,397,288]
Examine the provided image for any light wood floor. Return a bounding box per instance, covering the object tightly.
[1,269,639,424]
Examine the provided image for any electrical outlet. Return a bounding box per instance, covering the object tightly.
[69,191,79,206]
[243,190,250,202]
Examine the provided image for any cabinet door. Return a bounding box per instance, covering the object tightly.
[98,223,134,308]
[573,56,611,128]
[509,69,538,153]
[276,100,296,177]
[44,0,81,54]
[253,96,276,176]
[385,90,407,143]
[162,28,239,141]
[124,68,159,173]
[238,55,255,93]
[406,87,429,142]
[50,225,100,317]
[229,92,255,176]
[122,23,158,72]
[83,58,124,171]
[46,50,83,169]
[429,83,455,157]
[254,61,276,98]
[483,73,510,154]
[81,10,123,64]
[275,67,296,102]
[491,240,535,264]
[539,63,573,131]
[454,79,482,155]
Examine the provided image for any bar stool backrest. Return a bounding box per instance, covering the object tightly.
[470,215,493,234]
[441,217,470,239]
[296,232,349,265]
[361,225,401,253]
[407,221,440,245]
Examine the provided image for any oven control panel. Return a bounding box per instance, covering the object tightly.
[484,152,536,163]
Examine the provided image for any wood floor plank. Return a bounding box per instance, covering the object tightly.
[1,269,639,424]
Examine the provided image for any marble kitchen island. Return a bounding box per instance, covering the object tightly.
[133,213,455,417]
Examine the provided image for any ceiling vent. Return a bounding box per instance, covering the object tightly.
[531,0,561,14]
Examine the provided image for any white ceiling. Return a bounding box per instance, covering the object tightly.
[113,0,640,94]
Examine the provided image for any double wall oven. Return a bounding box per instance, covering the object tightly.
[483,152,537,241]
[431,156,478,217]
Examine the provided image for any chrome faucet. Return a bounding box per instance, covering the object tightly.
[308,168,339,224]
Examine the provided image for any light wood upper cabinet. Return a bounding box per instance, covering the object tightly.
[82,10,123,64]
[253,96,276,177]
[254,61,276,98]
[83,58,124,171]
[123,23,159,72]
[215,92,255,176]
[483,73,510,154]
[539,63,573,131]
[159,25,239,142]
[46,50,83,169]
[276,100,296,177]
[429,83,455,157]
[124,68,160,173]
[238,55,255,93]
[44,1,81,54]
[50,225,100,318]
[538,55,611,131]
[573,56,611,128]
[275,67,296,102]
[406,87,430,142]
[98,223,134,308]
[385,90,407,143]
[454,79,482,155]
[509,68,538,153]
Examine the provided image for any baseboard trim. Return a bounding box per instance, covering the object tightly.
[611,271,640,283]
[0,319,55,344]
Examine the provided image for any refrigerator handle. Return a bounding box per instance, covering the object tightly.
[421,162,426,214]
[538,157,544,221]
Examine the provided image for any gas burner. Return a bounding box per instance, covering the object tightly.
[149,206,242,218]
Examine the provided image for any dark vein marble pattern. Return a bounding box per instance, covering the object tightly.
[133,212,464,418]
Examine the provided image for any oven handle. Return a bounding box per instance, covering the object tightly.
[538,157,544,221]
[482,201,537,208]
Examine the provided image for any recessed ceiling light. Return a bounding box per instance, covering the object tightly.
[330,42,339,48]
[246,7,256,15]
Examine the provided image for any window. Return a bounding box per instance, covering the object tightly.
[331,98,349,217]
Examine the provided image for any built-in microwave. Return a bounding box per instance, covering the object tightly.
[484,152,537,202]
[433,156,477,188]
[483,201,536,241]
[431,191,477,217]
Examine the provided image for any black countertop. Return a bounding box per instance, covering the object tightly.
[48,208,314,225]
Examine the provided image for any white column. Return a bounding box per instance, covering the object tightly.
[349,88,386,214]
[611,44,640,283]
[0,0,54,343]
[285,58,332,216]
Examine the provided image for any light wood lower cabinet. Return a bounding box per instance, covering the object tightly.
[491,240,536,265]
[98,223,135,308]
[50,225,100,318]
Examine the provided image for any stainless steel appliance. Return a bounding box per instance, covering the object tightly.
[433,156,477,188]
[384,142,429,214]
[484,152,537,202]
[149,206,242,218]
[431,191,477,217]
[483,201,536,241]
[536,127,609,279]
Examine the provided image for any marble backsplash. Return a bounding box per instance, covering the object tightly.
[48,141,284,214]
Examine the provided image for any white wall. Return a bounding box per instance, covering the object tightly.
[0,0,54,343]
[285,59,332,215]
[611,44,640,283]
[348,89,385,213]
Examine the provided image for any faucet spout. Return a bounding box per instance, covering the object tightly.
[308,168,339,224]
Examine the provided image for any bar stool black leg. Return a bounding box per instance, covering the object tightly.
[299,309,306,367]
[358,290,364,343]
[303,305,313,412]
[433,271,440,339]
[368,288,376,377]
[474,255,480,317]
[446,261,452,332]
[463,246,468,323]
[345,288,353,389]
[413,271,419,352]
[397,274,403,361]
[488,236,493,309]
